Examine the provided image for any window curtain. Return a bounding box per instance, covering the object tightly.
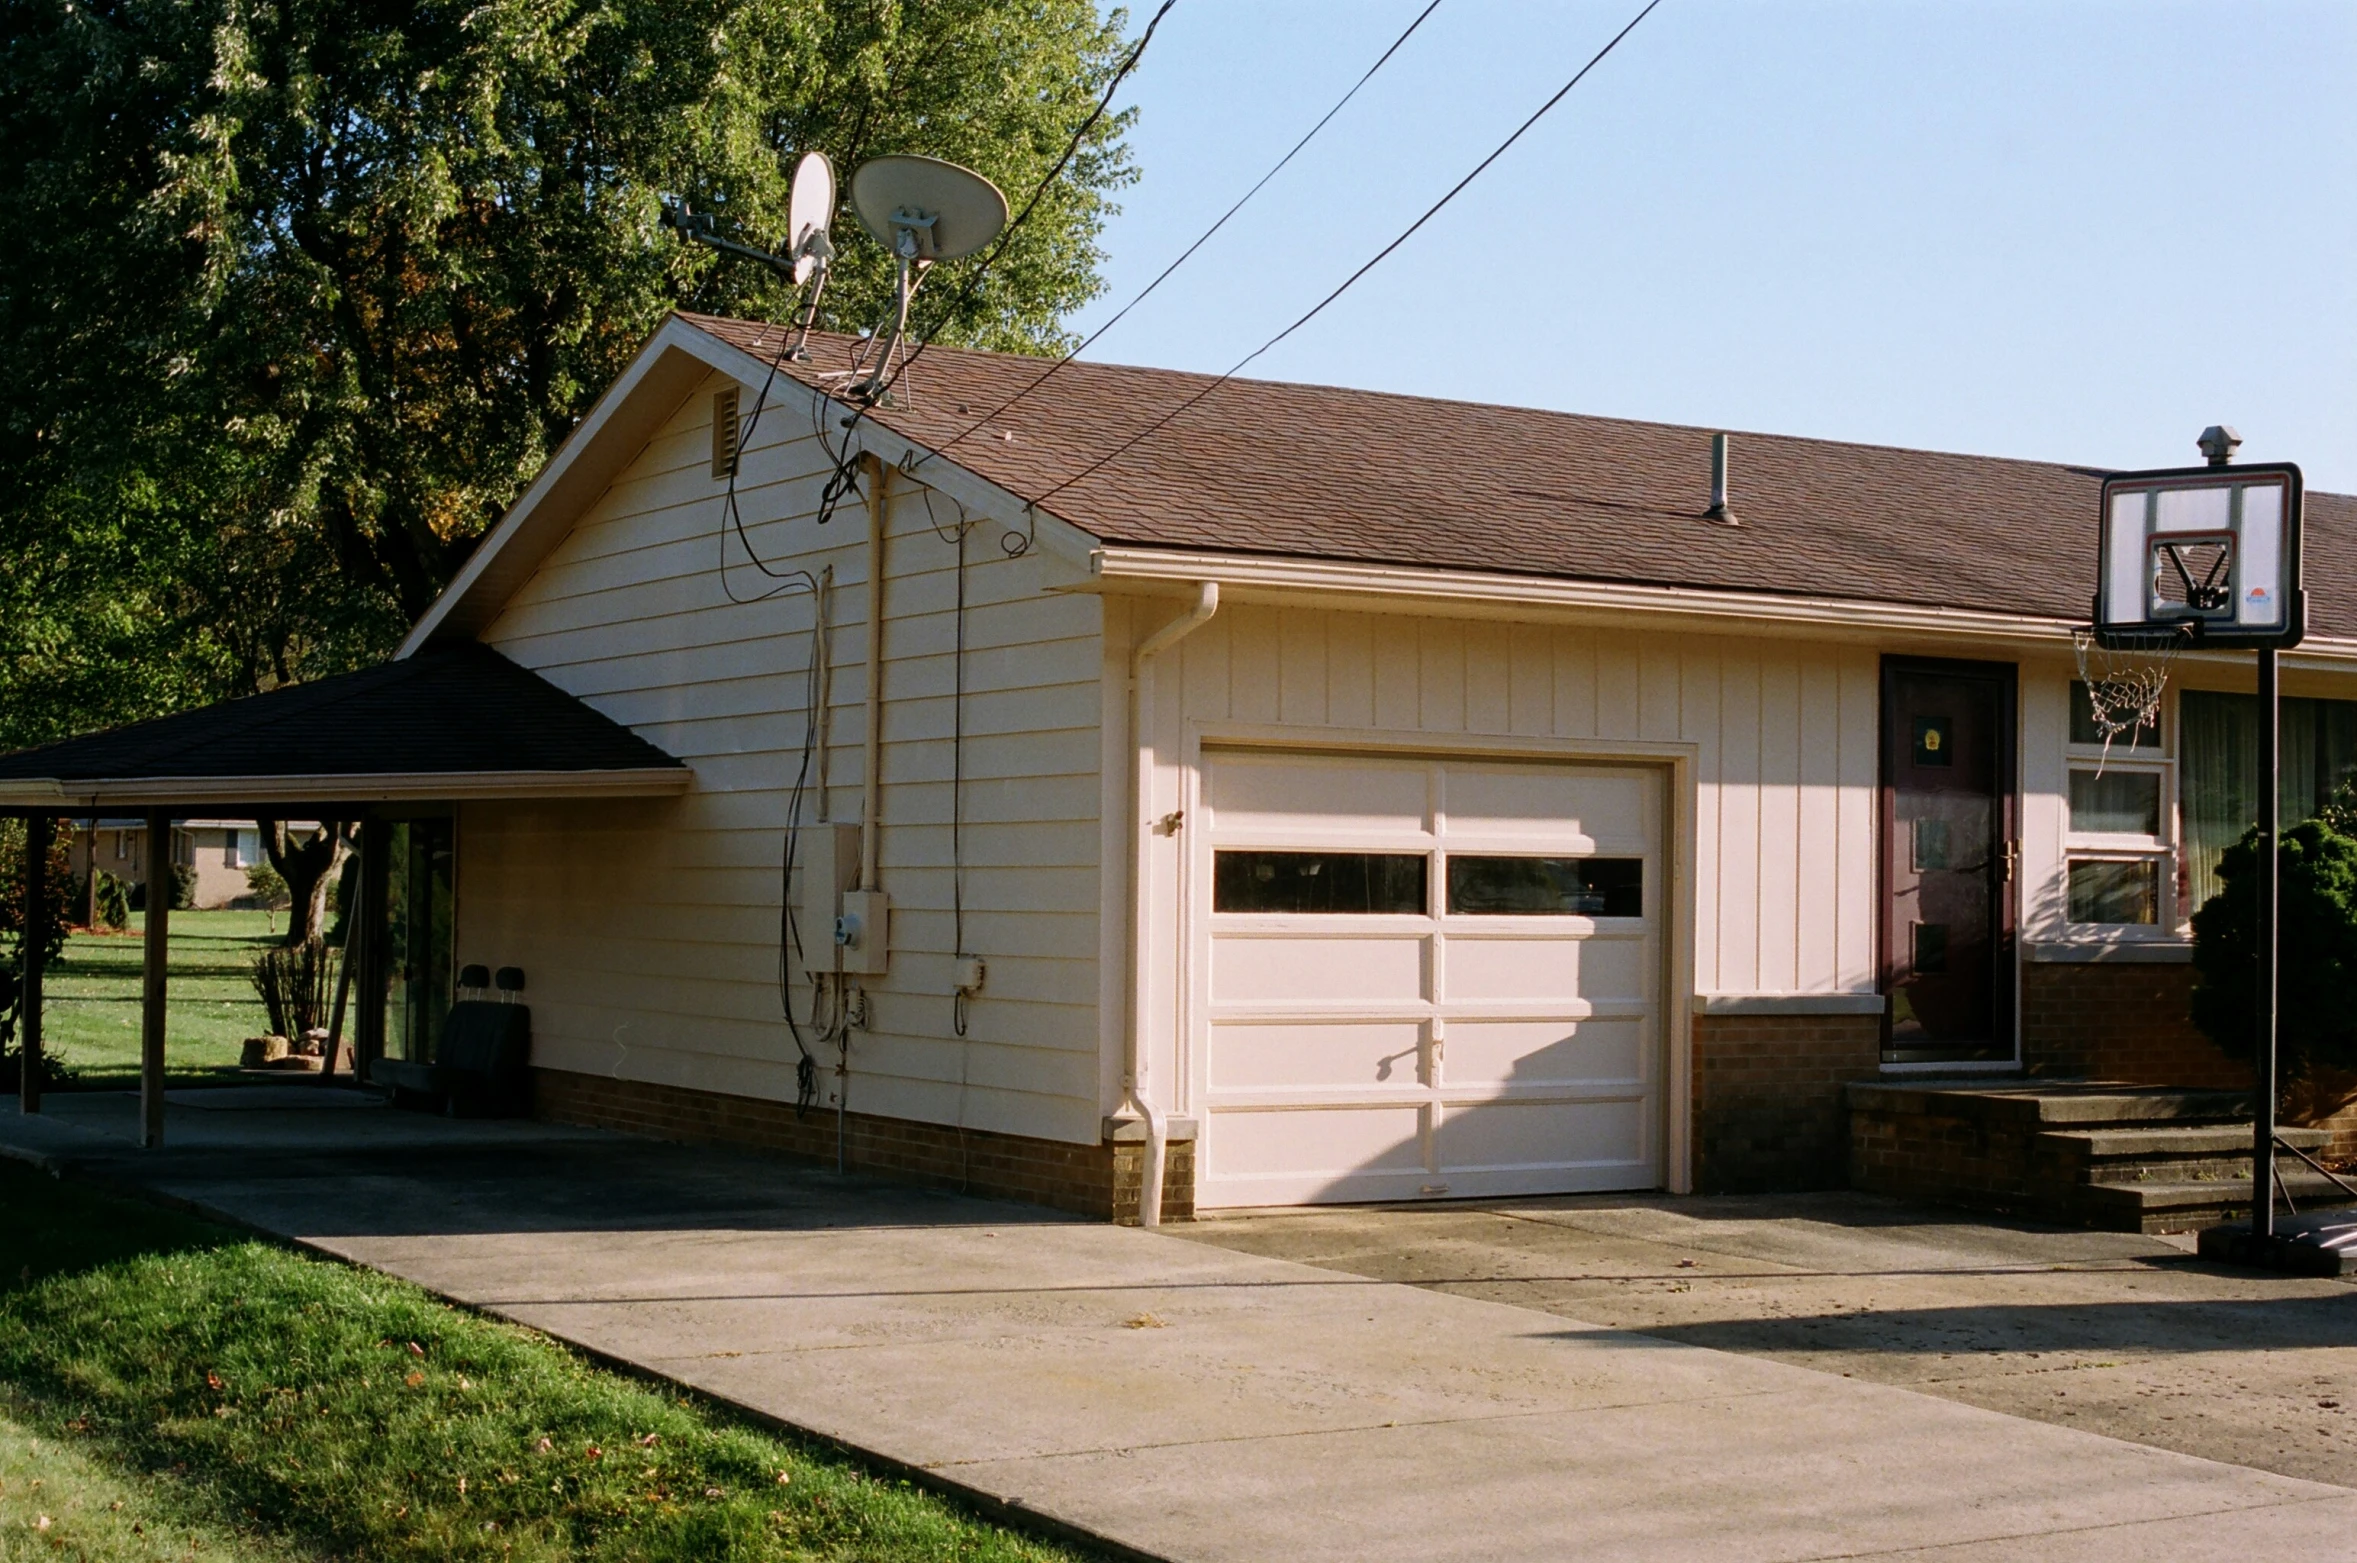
[2180,690,2357,914]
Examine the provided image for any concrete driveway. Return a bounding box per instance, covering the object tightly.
[1178,1192,2357,1490]
[4,1090,2354,1562]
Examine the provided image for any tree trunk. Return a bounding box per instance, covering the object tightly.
[259,822,351,947]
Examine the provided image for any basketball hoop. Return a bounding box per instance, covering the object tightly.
[2071,623,2191,771]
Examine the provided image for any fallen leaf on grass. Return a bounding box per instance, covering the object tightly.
[404,1372,424,1389]
[776,1471,792,1486]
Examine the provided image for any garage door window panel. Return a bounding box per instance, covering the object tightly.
[1213,850,1428,915]
[1447,855,1642,917]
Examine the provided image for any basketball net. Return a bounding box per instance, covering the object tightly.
[2071,625,2192,772]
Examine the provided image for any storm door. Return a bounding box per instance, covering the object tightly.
[1880,660,2016,1063]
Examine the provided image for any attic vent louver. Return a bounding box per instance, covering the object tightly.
[711,387,742,479]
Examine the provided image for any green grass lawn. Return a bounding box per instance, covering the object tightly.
[40,910,302,1086]
[0,1162,1089,1561]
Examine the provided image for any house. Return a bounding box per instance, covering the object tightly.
[4,311,2354,1217]
[66,819,310,911]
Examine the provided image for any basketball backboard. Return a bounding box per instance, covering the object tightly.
[2096,462,2304,649]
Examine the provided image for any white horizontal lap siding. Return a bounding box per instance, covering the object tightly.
[1158,604,1879,1026]
[470,368,1107,1146]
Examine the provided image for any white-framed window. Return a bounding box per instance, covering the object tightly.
[230,829,260,868]
[2064,681,2175,931]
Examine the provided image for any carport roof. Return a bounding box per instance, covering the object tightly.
[0,643,688,812]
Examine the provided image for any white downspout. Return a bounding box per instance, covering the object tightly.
[1125,580,1220,1227]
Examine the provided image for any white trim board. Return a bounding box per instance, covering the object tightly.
[0,767,692,810]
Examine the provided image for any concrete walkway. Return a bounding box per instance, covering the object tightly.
[4,1090,2353,1562]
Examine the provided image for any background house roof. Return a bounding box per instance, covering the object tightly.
[0,644,686,809]
[681,313,2357,638]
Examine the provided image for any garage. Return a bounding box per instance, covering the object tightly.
[1193,749,1665,1208]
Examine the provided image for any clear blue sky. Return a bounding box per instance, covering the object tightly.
[1064,1,2356,494]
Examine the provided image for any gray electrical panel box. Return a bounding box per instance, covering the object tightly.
[792,824,862,978]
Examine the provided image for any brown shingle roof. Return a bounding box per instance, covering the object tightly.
[682,313,2357,637]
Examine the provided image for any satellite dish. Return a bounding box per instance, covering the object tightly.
[785,151,836,285]
[850,155,1007,262]
[842,156,1007,402]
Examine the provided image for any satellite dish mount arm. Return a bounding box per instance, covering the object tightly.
[661,198,834,363]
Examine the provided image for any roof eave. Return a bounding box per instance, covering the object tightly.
[0,766,693,813]
[1087,544,2357,666]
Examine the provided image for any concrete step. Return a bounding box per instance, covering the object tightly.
[2043,1124,2331,1162]
[2079,1172,2357,1234]
[1848,1079,2253,1130]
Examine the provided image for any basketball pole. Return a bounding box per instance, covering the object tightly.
[2253,643,2278,1242]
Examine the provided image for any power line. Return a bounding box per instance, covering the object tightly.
[1026,0,1666,510]
[910,0,1447,470]
[854,0,1180,413]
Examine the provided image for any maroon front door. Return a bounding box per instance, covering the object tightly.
[1880,659,2016,1063]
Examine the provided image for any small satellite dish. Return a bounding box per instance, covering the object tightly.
[785,151,836,285]
[850,155,1007,263]
[844,156,1007,402]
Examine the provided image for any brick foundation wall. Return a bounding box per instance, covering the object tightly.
[2020,962,2248,1088]
[532,1068,1193,1223]
[1692,1012,1883,1193]
[2020,963,2357,1162]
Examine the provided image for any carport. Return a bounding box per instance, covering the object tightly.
[0,643,688,1142]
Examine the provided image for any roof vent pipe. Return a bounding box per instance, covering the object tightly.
[1706,433,1740,526]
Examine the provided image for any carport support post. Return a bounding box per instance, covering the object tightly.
[141,810,170,1148]
[19,815,50,1114]
[2253,647,2278,1241]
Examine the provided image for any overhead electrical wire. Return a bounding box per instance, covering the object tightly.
[908,0,1447,470]
[1025,0,1666,510]
[853,0,1182,416]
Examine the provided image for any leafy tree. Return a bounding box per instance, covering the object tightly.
[2189,818,2357,1078]
[0,819,73,976]
[0,0,1138,750]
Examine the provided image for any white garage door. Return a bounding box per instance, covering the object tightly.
[1195,750,1663,1208]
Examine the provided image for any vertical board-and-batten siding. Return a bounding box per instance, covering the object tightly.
[467,368,1110,1145]
[1152,605,1880,1021]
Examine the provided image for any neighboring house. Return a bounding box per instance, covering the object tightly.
[67,818,294,910]
[5,312,2354,1216]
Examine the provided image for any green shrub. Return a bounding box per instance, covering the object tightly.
[92,870,130,929]
[172,862,197,910]
[2189,817,2357,1077]
[244,860,291,909]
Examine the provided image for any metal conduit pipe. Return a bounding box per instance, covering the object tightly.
[1125,581,1219,1227]
[862,455,888,890]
